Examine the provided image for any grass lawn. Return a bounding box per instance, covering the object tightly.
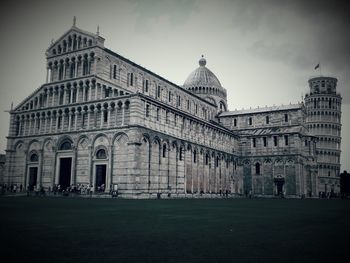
[0,196,349,263]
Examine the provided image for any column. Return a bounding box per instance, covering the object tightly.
[70,88,74,104]
[121,105,125,126]
[93,56,97,74]
[18,118,22,136]
[87,110,91,129]
[71,146,77,185]
[74,60,78,78]
[107,107,112,128]
[83,85,86,102]
[88,84,92,101]
[62,88,67,105]
[49,115,53,133]
[74,113,78,131]
[95,84,98,100]
[50,90,54,107]
[68,112,72,131]
[106,145,113,192]
[33,116,37,135]
[63,63,66,80]
[55,115,59,132]
[61,114,65,131]
[100,109,104,128]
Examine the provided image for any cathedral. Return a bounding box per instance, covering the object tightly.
[3,23,342,198]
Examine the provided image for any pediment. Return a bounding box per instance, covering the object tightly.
[46,26,105,57]
[13,84,47,112]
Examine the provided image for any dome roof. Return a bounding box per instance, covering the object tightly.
[183,56,222,88]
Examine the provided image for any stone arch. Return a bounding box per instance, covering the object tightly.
[92,133,110,148]
[57,135,73,151]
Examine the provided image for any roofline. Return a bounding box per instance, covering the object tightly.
[219,104,303,117]
[46,25,104,53]
[103,48,217,107]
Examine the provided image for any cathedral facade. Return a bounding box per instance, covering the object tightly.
[3,24,342,198]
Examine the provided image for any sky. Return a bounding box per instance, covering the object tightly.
[0,0,349,171]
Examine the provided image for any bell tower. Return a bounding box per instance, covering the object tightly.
[305,76,342,195]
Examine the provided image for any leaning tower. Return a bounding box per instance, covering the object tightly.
[305,76,342,195]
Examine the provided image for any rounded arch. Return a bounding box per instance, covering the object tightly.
[113,132,129,146]
[13,140,25,152]
[95,147,108,159]
[112,132,129,144]
[219,100,227,112]
[92,133,110,147]
[29,151,39,162]
[27,139,41,152]
[57,136,73,151]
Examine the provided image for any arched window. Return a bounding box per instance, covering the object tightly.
[145,105,150,117]
[205,154,209,165]
[193,150,197,163]
[96,149,107,159]
[179,147,183,161]
[59,140,72,150]
[255,163,260,175]
[113,65,117,79]
[162,144,167,158]
[156,108,160,121]
[30,153,39,162]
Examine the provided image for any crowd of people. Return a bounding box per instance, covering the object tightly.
[0,183,118,197]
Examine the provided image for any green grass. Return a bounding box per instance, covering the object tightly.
[1,197,349,263]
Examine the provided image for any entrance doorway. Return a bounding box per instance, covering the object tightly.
[274,178,285,196]
[95,165,106,192]
[59,158,72,191]
[28,167,38,191]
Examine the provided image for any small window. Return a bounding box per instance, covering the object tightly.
[30,153,39,162]
[266,116,269,124]
[113,65,117,79]
[193,151,197,163]
[145,105,150,117]
[156,108,160,121]
[273,136,278,147]
[284,114,288,122]
[103,111,108,123]
[165,111,169,124]
[234,119,237,127]
[60,140,72,150]
[263,137,267,147]
[284,135,289,146]
[249,117,252,125]
[216,156,219,167]
[127,73,134,86]
[157,86,161,98]
[162,144,167,158]
[305,140,308,147]
[205,154,209,165]
[255,163,260,175]
[145,80,149,92]
[96,149,107,159]
[252,138,256,148]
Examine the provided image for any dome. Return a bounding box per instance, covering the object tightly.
[183,56,222,88]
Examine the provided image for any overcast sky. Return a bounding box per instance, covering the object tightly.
[0,0,349,170]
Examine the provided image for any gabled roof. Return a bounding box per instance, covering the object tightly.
[46,25,105,56]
